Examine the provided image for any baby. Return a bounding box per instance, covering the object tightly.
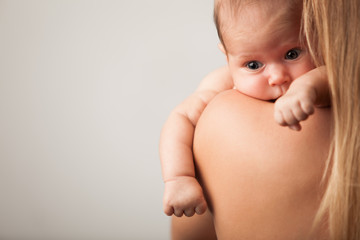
[160,0,330,217]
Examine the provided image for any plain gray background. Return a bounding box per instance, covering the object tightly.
[0,1,224,239]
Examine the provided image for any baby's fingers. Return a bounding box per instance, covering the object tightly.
[274,107,302,131]
[164,204,174,216]
[281,107,300,126]
[300,100,315,116]
[274,109,287,126]
[274,98,297,126]
[195,201,207,215]
[173,200,207,217]
[174,207,184,217]
[184,208,195,217]
[289,123,302,131]
[292,102,310,122]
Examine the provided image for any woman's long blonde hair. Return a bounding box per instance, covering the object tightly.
[303,0,360,239]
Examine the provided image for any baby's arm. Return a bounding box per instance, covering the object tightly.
[160,66,233,217]
[274,66,330,131]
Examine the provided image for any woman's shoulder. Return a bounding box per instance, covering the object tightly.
[196,89,331,156]
[193,90,331,240]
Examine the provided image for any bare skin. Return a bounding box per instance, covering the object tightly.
[183,90,331,240]
[274,66,329,130]
[160,0,330,218]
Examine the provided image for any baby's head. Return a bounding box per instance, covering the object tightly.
[214,0,315,100]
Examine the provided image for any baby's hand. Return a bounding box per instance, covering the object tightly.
[163,176,207,217]
[274,83,316,131]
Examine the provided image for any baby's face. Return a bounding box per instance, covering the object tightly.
[222,3,314,100]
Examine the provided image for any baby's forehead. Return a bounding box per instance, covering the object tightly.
[219,2,302,54]
[218,0,301,28]
[220,2,301,41]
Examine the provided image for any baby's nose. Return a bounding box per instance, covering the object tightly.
[268,65,291,86]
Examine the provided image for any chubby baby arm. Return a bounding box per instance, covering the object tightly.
[160,93,210,217]
[274,66,330,130]
[160,67,233,217]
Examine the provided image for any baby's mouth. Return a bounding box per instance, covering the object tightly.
[271,86,288,102]
[280,86,288,95]
[277,85,290,98]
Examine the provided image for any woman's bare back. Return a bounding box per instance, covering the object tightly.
[192,90,331,240]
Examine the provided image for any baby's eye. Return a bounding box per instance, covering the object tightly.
[245,61,264,70]
[285,48,302,60]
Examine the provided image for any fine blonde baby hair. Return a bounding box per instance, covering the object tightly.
[213,0,303,53]
[213,0,242,51]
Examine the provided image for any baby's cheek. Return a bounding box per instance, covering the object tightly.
[234,78,270,100]
[295,57,316,77]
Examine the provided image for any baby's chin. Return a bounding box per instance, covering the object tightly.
[250,95,279,103]
[235,89,280,103]
[265,94,282,103]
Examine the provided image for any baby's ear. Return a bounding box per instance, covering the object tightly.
[218,43,226,54]
[218,43,229,63]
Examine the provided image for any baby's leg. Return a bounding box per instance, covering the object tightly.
[171,210,216,240]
